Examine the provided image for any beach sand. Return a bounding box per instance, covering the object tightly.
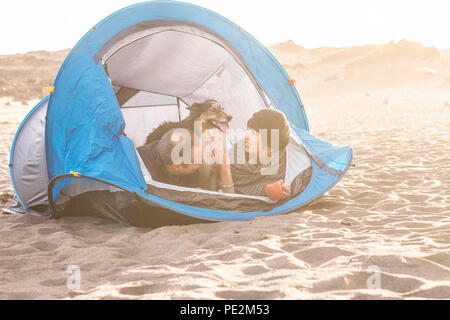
[0,40,449,299]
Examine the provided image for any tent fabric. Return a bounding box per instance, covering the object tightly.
[9,96,49,210]
[56,190,210,229]
[120,92,190,147]
[106,29,232,98]
[8,1,353,224]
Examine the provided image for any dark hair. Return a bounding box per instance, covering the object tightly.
[247,109,290,150]
[187,99,221,119]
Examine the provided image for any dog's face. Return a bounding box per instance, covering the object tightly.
[188,100,232,133]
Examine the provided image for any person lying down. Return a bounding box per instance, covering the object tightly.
[219,109,312,200]
[136,109,312,211]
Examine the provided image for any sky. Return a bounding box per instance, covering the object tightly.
[0,0,449,54]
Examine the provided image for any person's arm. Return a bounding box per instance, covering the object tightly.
[218,163,235,194]
[210,133,235,194]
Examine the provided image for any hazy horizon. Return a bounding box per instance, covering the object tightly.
[0,0,449,55]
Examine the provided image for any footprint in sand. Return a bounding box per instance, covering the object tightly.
[242,265,271,275]
[216,289,282,300]
[29,241,59,251]
[118,283,164,296]
[293,247,354,267]
[265,255,308,270]
[39,278,68,288]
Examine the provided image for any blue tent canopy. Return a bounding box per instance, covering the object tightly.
[8,1,352,223]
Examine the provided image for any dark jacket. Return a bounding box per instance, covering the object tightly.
[137,141,200,188]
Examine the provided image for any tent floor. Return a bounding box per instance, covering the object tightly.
[56,190,213,229]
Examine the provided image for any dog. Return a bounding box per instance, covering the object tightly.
[145,100,232,145]
[145,100,232,191]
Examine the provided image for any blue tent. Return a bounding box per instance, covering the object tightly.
[8,1,352,224]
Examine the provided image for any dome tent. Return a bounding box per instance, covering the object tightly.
[8,1,353,226]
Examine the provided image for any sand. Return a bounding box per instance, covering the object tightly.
[0,40,449,299]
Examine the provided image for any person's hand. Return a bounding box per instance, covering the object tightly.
[212,141,229,165]
[206,129,229,164]
[280,180,291,199]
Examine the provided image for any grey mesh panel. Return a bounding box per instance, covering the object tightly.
[101,22,270,107]
[107,30,230,98]
[183,54,265,132]
[122,105,181,147]
[10,99,49,209]
[119,91,181,146]
[122,91,177,107]
[285,133,312,186]
[98,22,248,68]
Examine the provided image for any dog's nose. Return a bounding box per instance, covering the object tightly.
[228,116,233,121]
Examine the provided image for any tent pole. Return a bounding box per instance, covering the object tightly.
[177,98,181,122]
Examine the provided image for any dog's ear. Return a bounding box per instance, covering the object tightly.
[187,102,207,119]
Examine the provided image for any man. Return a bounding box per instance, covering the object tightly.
[137,128,202,188]
[218,109,312,200]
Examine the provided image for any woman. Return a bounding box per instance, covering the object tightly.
[218,109,312,201]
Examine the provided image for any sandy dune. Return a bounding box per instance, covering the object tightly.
[0,40,449,299]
